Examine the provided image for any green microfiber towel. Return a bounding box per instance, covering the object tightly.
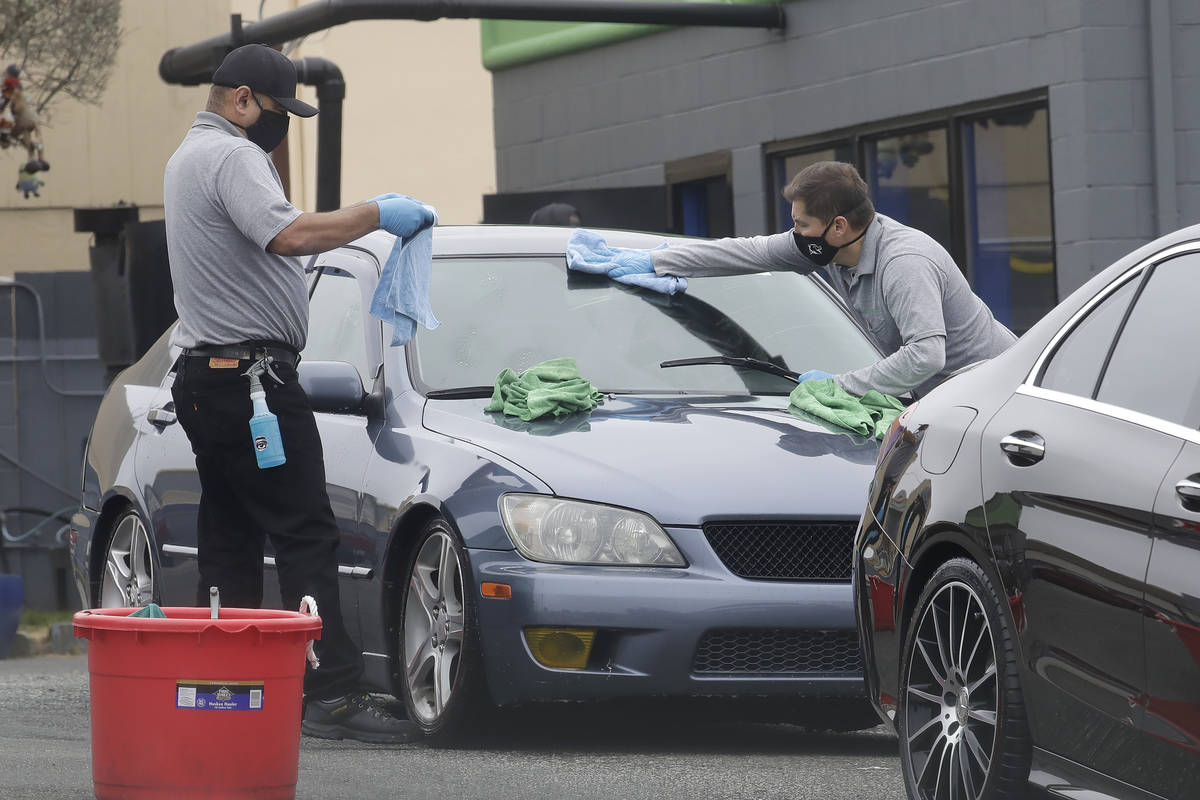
[485,357,604,422]
[128,603,166,618]
[788,378,905,440]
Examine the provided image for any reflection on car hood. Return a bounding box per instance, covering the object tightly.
[421,395,879,526]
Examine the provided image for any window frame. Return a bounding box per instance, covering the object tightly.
[764,90,1051,286]
[1022,241,1200,442]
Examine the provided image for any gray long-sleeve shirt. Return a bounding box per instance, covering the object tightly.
[651,214,1016,396]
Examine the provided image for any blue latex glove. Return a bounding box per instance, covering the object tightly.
[607,249,655,278]
[375,196,435,239]
[370,192,403,203]
[797,369,834,383]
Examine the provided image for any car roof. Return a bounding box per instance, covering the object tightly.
[351,225,708,260]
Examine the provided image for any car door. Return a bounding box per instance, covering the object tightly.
[135,345,203,606]
[1142,444,1200,796]
[298,249,383,642]
[980,250,1200,787]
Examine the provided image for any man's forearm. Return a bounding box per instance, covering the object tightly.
[268,203,380,256]
[652,231,813,278]
[836,335,946,397]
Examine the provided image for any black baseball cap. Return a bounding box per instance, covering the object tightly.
[211,44,318,118]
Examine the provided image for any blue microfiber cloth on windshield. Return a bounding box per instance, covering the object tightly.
[566,229,687,295]
[788,378,905,441]
[370,205,439,346]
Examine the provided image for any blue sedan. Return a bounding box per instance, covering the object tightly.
[72,225,884,740]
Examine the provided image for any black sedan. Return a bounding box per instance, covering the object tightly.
[855,225,1200,799]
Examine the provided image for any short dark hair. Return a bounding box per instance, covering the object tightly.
[782,161,874,230]
[206,84,232,113]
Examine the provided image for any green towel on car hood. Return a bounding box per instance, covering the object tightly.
[485,357,604,421]
[788,378,905,440]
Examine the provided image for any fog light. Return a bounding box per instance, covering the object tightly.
[524,627,595,670]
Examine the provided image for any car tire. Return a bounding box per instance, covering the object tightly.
[899,557,1031,799]
[395,517,491,744]
[98,507,161,609]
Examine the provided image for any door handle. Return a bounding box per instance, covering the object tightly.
[147,403,177,427]
[999,432,1045,465]
[1177,477,1200,510]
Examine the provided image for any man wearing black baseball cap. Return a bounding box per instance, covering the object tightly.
[164,43,432,744]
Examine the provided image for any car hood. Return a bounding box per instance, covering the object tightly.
[421,395,879,526]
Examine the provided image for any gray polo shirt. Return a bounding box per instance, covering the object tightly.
[164,112,306,351]
[652,213,1016,396]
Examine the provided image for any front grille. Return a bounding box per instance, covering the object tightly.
[692,628,864,675]
[703,521,855,581]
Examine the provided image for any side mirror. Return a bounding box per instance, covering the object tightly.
[297,360,365,414]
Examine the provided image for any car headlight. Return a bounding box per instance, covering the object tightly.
[499,494,685,567]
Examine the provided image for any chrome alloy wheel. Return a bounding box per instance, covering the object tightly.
[100,513,155,608]
[905,580,998,800]
[403,530,466,723]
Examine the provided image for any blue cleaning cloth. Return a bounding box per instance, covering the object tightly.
[566,229,687,295]
[370,205,439,346]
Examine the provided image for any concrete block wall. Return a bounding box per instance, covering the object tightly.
[492,0,1200,299]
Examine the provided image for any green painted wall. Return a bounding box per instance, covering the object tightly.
[481,0,780,71]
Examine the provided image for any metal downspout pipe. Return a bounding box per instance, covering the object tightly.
[158,1,786,85]
[1148,0,1177,236]
[292,57,345,212]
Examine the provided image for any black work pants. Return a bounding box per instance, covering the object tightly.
[171,355,363,699]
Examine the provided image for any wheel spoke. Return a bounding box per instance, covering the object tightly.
[438,536,457,596]
[406,637,435,684]
[907,685,942,708]
[930,736,951,799]
[434,647,455,713]
[967,662,996,695]
[965,727,991,773]
[409,571,437,623]
[967,708,997,727]
[444,607,465,643]
[948,586,958,672]
[916,733,947,790]
[964,623,988,676]
[956,735,977,799]
[906,713,941,745]
[948,741,961,800]
[930,596,954,677]
[917,638,949,687]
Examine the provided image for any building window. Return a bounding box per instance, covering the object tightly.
[961,107,1054,333]
[766,96,1055,334]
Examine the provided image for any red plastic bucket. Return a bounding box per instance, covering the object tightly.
[73,607,322,800]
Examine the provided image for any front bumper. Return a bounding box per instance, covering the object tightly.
[471,526,866,707]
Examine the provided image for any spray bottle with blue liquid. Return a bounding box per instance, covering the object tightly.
[247,368,285,469]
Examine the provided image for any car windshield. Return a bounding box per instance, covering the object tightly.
[409,256,880,394]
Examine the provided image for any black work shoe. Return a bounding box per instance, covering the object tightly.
[301,692,421,744]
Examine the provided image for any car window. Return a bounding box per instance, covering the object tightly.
[410,257,880,394]
[301,266,370,381]
[1038,274,1139,397]
[1095,253,1200,427]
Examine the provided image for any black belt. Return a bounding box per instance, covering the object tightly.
[183,342,300,369]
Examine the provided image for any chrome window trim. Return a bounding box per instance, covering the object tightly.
[161,543,373,579]
[1016,384,1200,446]
[1026,241,1200,386]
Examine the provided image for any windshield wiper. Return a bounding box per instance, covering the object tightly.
[660,356,799,383]
[424,386,496,399]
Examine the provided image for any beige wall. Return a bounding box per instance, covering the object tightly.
[240,1,495,223]
[0,1,225,274]
[1,0,496,276]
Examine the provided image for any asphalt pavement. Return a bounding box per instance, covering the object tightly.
[0,654,906,800]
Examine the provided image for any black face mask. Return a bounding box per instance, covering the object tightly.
[244,92,290,153]
[792,215,869,267]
